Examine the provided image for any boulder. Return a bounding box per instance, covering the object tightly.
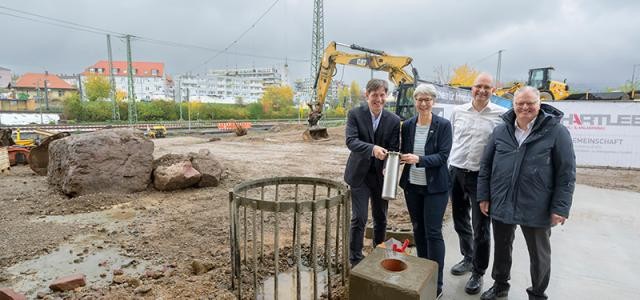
[48,128,154,197]
[151,151,224,190]
[189,149,224,187]
[153,154,201,191]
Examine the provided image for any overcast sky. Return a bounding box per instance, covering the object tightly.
[1,0,639,91]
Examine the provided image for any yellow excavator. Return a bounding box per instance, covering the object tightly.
[495,67,570,101]
[304,41,415,140]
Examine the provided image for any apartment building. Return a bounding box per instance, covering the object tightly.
[176,67,284,104]
[293,77,344,107]
[82,61,173,101]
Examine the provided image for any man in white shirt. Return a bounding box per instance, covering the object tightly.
[448,73,507,295]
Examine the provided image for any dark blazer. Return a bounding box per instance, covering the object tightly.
[344,104,401,187]
[399,113,453,194]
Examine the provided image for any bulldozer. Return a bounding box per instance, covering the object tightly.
[0,128,69,174]
[28,129,70,175]
[495,67,570,101]
[304,41,415,140]
[145,125,168,138]
[13,128,36,147]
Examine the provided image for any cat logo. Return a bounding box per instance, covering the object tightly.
[350,58,370,66]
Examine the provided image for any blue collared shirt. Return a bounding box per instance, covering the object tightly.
[371,111,381,132]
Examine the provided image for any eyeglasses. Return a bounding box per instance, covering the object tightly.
[473,84,492,90]
[415,97,434,103]
[515,101,539,107]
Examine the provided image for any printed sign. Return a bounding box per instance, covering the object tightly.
[434,101,640,168]
[551,101,640,168]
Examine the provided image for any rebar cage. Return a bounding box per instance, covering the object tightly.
[229,176,351,299]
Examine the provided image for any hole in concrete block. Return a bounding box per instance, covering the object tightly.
[380,258,407,272]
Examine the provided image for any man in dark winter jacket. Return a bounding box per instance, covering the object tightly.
[477,86,576,300]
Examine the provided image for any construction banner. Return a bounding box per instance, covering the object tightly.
[550,101,640,169]
[434,101,640,169]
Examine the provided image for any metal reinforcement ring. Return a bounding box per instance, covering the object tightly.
[229,176,351,299]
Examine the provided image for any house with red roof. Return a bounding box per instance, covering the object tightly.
[14,72,77,103]
[82,61,173,101]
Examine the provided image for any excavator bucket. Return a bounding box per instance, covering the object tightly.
[29,132,70,175]
[303,127,329,141]
[0,128,14,147]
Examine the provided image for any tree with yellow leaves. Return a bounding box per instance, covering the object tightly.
[259,85,294,114]
[349,81,361,107]
[115,89,127,101]
[84,74,111,101]
[449,64,480,87]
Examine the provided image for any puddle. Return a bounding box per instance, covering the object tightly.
[258,269,328,300]
[4,205,145,296]
[5,240,149,297]
[33,205,136,232]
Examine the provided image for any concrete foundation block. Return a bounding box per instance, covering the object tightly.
[365,225,415,245]
[349,248,438,300]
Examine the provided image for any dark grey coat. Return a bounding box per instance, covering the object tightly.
[477,103,576,228]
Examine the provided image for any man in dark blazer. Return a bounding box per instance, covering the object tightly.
[344,78,401,266]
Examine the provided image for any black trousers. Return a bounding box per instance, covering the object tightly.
[349,169,388,265]
[450,166,491,275]
[404,184,448,291]
[492,219,551,300]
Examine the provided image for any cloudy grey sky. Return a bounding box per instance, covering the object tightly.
[1,0,639,91]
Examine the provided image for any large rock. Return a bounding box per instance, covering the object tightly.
[48,128,154,196]
[189,149,224,187]
[151,151,224,191]
[153,154,202,191]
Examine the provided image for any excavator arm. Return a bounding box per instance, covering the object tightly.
[305,41,414,140]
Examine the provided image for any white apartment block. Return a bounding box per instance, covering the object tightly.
[293,77,344,107]
[176,67,284,104]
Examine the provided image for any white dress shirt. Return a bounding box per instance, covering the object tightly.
[515,119,535,146]
[449,102,507,171]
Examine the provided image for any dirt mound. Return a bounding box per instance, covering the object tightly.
[231,124,346,146]
[268,123,308,133]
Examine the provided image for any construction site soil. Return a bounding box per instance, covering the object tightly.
[0,124,638,299]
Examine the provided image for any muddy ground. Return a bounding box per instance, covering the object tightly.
[0,124,638,299]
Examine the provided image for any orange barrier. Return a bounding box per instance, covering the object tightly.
[217,122,252,131]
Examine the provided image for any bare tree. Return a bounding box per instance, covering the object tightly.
[433,65,452,85]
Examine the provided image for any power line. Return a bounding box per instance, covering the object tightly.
[137,37,307,63]
[0,11,113,36]
[0,5,123,35]
[186,0,282,73]
[1,3,301,65]
[470,51,500,66]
